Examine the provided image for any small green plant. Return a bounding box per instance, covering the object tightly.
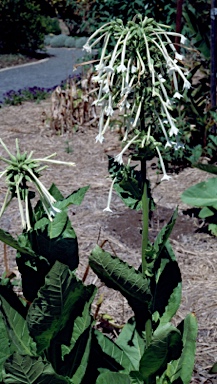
[181,162,217,236]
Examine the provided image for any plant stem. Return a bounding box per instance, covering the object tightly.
[141,158,149,276]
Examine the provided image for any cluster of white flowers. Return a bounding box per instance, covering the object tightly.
[0,139,75,230]
[83,15,190,183]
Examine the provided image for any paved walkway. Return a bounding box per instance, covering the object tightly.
[0,48,85,102]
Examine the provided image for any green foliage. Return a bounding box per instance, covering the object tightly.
[50,34,67,47]
[64,36,76,48]
[41,16,61,35]
[181,163,217,236]
[0,0,45,54]
[75,37,88,49]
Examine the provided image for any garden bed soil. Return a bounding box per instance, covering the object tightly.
[0,100,216,383]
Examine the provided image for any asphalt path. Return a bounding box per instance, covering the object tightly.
[0,47,86,102]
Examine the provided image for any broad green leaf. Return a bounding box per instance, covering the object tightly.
[139,324,182,381]
[61,288,96,358]
[208,223,217,236]
[27,261,95,354]
[0,312,10,380]
[69,327,92,383]
[55,186,89,210]
[154,208,178,258]
[151,243,182,325]
[60,289,96,381]
[90,246,151,323]
[209,362,217,374]
[48,210,68,239]
[96,371,132,384]
[181,178,217,210]
[169,313,197,384]
[0,296,36,356]
[95,330,135,373]
[116,319,145,370]
[49,183,64,200]
[0,229,35,257]
[3,353,69,384]
[194,163,217,175]
[199,207,215,218]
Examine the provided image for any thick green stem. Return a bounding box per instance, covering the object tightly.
[141,158,149,276]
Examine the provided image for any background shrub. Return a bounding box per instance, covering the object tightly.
[64,36,76,48]
[75,37,87,49]
[50,34,67,47]
[41,16,61,35]
[0,0,45,54]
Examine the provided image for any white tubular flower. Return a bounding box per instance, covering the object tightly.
[173,91,183,99]
[131,65,137,73]
[183,79,191,90]
[117,31,130,73]
[136,49,146,75]
[103,177,117,212]
[155,146,171,181]
[175,52,184,61]
[83,42,92,53]
[83,32,107,53]
[156,113,171,146]
[96,110,105,143]
[105,95,114,116]
[132,98,143,128]
[114,134,139,164]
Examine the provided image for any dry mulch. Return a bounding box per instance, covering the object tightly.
[0,99,216,383]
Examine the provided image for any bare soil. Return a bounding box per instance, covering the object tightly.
[0,100,216,383]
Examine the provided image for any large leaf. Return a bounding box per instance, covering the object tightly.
[194,163,217,175]
[3,353,69,384]
[96,371,132,384]
[55,186,90,210]
[181,177,217,209]
[60,288,96,381]
[116,318,145,371]
[95,329,135,373]
[154,208,178,258]
[139,324,182,381]
[48,210,68,239]
[169,313,198,384]
[89,245,152,327]
[0,296,36,356]
[151,243,182,326]
[0,312,10,380]
[0,229,35,257]
[27,261,95,354]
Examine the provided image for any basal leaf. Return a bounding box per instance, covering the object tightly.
[151,243,182,325]
[116,319,145,370]
[169,313,198,384]
[68,327,92,383]
[95,330,135,373]
[181,178,217,210]
[193,163,217,175]
[96,371,132,384]
[199,207,215,219]
[209,362,217,374]
[0,296,36,356]
[89,246,151,321]
[139,324,182,381]
[27,261,96,354]
[0,312,10,380]
[3,353,69,384]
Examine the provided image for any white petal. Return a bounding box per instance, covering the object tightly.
[173,91,183,99]
[175,52,184,61]
[95,134,104,143]
[183,80,191,89]
[161,174,171,181]
[103,206,113,212]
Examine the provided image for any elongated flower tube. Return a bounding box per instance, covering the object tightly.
[103,177,117,212]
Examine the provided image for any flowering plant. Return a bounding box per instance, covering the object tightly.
[84,14,190,182]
